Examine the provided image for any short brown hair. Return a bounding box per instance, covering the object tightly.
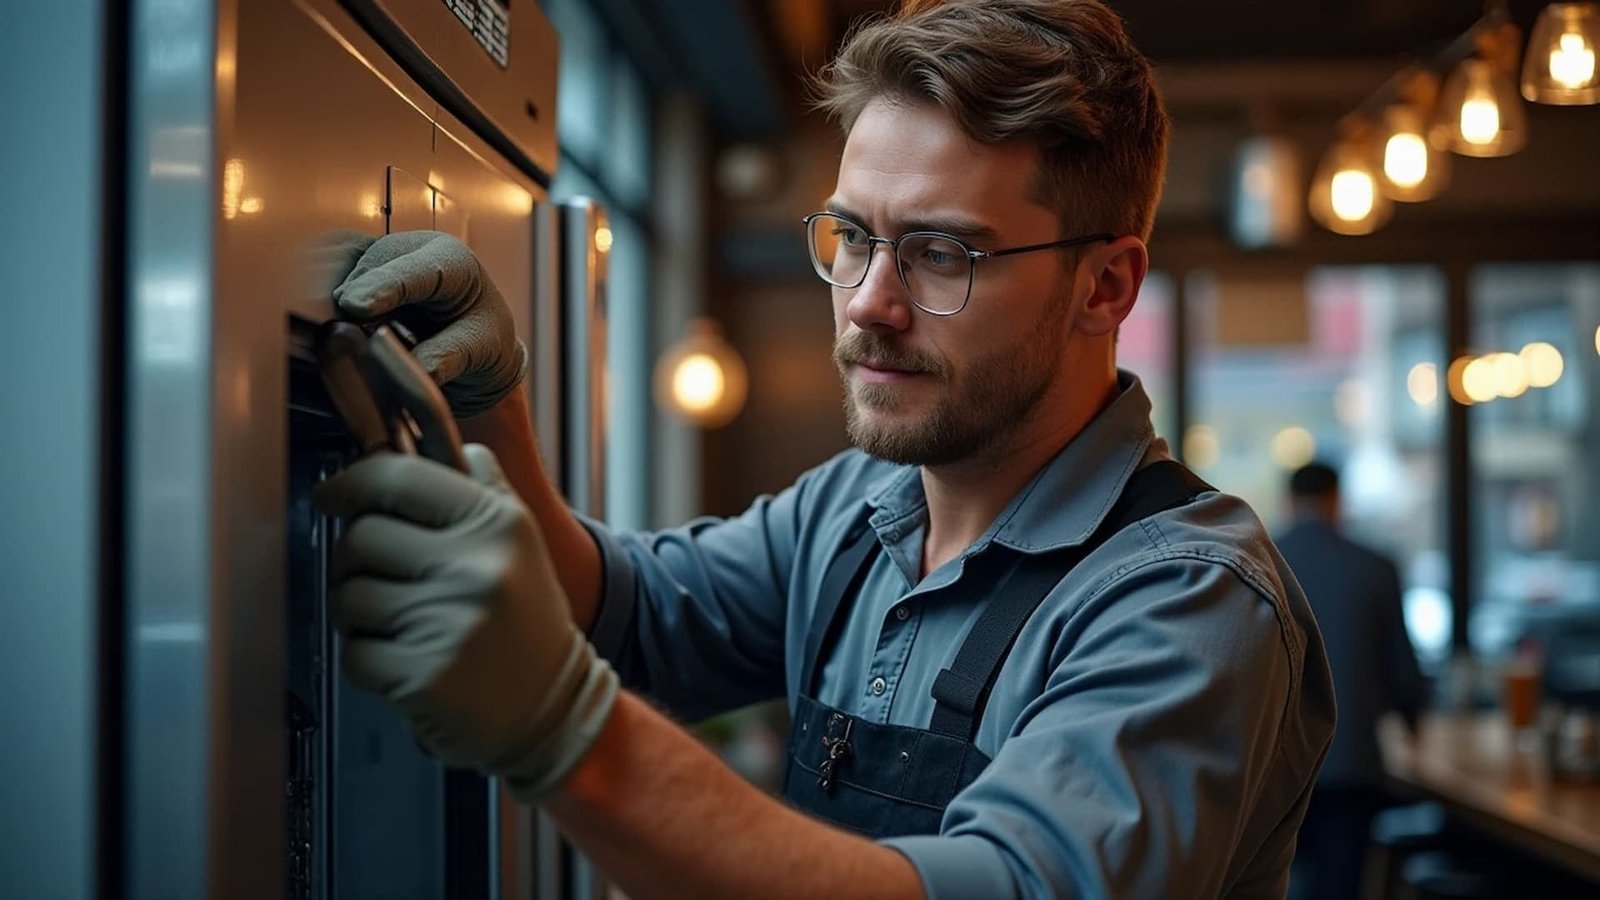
[814,0,1169,242]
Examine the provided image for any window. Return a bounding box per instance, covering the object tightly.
[1467,263,1600,701]
[544,0,654,529]
[545,0,609,166]
[1120,272,1177,444]
[1188,266,1451,668]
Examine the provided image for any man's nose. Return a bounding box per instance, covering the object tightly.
[844,244,913,333]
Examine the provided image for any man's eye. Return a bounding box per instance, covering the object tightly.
[833,226,866,247]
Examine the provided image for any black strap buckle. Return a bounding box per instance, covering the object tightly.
[817,713,854,793]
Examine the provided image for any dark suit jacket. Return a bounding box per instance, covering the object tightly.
[1276,519,1425,788]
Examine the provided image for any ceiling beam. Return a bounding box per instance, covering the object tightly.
[1157,59,1403,118]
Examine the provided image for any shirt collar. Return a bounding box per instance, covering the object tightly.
[862,369,1160,555]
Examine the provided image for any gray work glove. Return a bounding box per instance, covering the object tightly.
[332,231,528,418]
[313,444,618,800]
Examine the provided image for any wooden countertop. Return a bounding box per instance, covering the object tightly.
[1381,712,1600,882]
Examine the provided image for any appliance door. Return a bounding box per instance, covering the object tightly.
[338,0,559,180]
[125,0,552,896]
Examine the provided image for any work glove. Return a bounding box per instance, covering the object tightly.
[331,231,528,418]
[313,444,618,800]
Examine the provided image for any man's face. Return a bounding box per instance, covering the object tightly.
[828,98,1081,467]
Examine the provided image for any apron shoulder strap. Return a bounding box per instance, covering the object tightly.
[797,514,881,697]
[927,460,1214,740]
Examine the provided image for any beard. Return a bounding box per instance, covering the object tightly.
[833,302,1068,467]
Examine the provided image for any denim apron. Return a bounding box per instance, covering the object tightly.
[781,460,1212,838]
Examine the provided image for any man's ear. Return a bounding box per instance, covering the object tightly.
[1074,236,1148,337]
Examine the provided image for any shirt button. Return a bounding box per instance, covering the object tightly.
[894,606,910,621]
[870,676,887,695]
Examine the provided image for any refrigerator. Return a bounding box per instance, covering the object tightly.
[3,1,615,898]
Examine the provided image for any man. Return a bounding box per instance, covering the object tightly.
[1277,462,1425,900]
[315,1,1334,896]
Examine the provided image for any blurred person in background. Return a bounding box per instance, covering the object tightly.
[1278,461,1426,900]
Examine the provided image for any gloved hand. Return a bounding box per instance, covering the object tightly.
[332,231,528,418]
[313,444,618,800]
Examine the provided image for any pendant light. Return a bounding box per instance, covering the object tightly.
[1309,123,1392,235]
[653,318,748,428]
[1433,22,1528,157]
[1376,72,1451,201]
[1229,133,1304,248]
[1522,2,1600,104]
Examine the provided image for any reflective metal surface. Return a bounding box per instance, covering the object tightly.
[340,0,559,180]
[532,202,565,489]
[430,79,542,900]
[560,199,610,518]
[125,0,225,893]
[121,0,554,894]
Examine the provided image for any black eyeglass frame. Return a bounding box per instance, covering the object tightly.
[802,211,1115,316]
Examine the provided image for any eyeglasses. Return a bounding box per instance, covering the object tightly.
[803,211,1113,316]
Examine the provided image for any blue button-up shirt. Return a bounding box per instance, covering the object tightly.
[585,372,1335,899]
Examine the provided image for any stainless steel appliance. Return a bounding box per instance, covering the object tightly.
[2,0,622,896]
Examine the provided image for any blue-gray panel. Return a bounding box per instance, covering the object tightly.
[0,1,105,898]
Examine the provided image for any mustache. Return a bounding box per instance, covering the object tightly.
[833,331,946,377]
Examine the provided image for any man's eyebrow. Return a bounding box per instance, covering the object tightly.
[823,200,1001,243]
[900,215,1000,242]
[823,199,867,224]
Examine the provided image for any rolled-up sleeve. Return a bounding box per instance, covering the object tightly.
[883,552,1301,900]
[576,479,810,722]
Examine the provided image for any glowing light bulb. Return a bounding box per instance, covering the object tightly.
[1460,91,1502,145]
[1407,363,1439,407]
[1489,351,1528,398]
[1551,32,1596,89]
[593,226,614,254]
[1310,132,1394,233]
[1520,342,1565,388]
[1447,357,1475,405]
[1462,356,1499,403]
[1270,426,1316,469]
[1384,132,1429,188]
[654,318,749,428]
[1330,169,1375,221]
[671,353,725,413]
[1183,425,1220,470]
[1524,5,1600,103]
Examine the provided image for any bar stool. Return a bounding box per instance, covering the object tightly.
[1363,802,1448,899]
